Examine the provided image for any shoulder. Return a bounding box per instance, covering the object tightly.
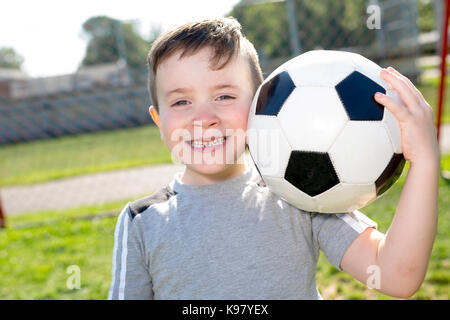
[128,185,177,220]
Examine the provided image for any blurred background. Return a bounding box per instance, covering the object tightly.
[0,0,449,299]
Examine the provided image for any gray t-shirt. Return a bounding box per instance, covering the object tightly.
[108,162,377,300]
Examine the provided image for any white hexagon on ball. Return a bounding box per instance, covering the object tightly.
[328,121,395,184]
[313,183,377,214]
[277,86,349,152]
[247,115,292,178]
[287,50,356,87]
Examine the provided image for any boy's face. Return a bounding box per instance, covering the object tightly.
[154,47,254,182]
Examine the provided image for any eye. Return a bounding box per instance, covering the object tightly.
[216,95,235,101]
[172,100,190,107]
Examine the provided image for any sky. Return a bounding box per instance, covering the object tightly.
[1,0,241,78]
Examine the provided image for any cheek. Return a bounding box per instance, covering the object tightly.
[236,102,252,130]
[159,111,184,144]
[160,120,179,147]
[227,105,251,148]
[164,127,183,148]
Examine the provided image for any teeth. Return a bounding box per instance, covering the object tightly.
[190,137,225,148]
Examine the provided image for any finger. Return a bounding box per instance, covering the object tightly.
[374,91,410,122]
[387,67,425,101]
[387,67,414,89]
[380,69,419,110]
[387,67,433,113]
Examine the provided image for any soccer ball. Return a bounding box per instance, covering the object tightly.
[247,50,406,214]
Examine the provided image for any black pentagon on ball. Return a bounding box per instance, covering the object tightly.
[375,153,406,196]
[284,151,340,197]
[255,71,296,116]
[335,71,386,121]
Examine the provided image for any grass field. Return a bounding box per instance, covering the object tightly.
[0,125,172,186]
[0,201,125,299]
[0,162,449,300]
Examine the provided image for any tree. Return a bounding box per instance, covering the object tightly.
[80,16,152,70]
[0,47,24,69]
[417,0,435,33]
[229,0,375,60]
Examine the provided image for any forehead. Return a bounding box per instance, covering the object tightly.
[155,47,252,92]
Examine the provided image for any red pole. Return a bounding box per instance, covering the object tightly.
[436,0,450,142]
[0,190,5,229]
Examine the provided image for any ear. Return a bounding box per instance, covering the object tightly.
[148,105,164,141]
[149,105,161,128]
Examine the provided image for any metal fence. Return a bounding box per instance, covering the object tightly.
[238,0,424,81]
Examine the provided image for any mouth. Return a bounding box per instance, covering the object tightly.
[186,136,228,152]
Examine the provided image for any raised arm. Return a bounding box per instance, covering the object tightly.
[340,67,440,298]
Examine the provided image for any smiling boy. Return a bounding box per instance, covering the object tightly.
[150,42,255,185]
[108,17,440,300]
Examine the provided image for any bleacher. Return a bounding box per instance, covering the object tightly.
[0,84,151,145]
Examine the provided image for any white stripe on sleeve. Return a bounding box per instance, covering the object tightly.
[107,206,126,300]
[336,210,377,233]
[118,208,130,300]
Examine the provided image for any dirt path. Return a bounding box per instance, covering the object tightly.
[1,163,184,215]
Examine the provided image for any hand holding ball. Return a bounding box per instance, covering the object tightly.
[247,50,405,213]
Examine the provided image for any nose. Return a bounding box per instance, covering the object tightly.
[192,103,220,129]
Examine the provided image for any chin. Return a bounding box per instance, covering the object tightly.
[187,162,236,176]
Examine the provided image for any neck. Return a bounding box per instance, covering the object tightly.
[181,159,247,186]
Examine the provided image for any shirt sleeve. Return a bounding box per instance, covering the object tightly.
[108,204,154,300]
[311,210,377,271]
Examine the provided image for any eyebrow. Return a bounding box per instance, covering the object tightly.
[212,84,240,91]
[165,84,240,98]
[165,87,191,98]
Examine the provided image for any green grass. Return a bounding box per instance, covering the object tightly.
[0,200,131,299]
[442,153,450,171]
[0,160,449,300]
[0,125,172,186]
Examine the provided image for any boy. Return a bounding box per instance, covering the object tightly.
[108,17,440,299]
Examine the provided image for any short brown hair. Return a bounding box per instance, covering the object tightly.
[147,17,263,111]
